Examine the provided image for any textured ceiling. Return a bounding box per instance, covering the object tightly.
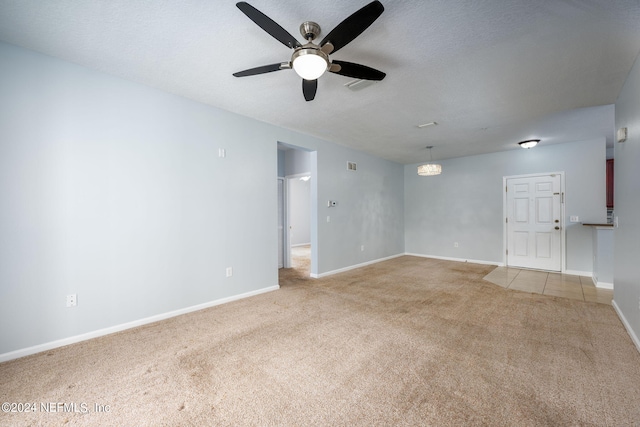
[0,0,638,164]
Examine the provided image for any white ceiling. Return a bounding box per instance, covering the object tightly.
[1,0,638,164]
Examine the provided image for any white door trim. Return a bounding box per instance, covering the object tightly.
[502,172,566,272]
[277,177,285,269]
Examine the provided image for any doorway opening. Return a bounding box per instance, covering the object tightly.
[503,172,565,272]
[277,142,317,279]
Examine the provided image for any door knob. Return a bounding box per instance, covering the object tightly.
[555,226,560,230]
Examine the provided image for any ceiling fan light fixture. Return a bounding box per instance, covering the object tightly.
[292,48,329,80]
[518,139,540,149]
[233,2,386,100]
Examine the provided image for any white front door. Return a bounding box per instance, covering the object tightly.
[506,174,562,271]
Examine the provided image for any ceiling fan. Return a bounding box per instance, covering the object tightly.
[233,1,386,101]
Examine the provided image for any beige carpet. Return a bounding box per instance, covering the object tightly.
[1,256,639,426]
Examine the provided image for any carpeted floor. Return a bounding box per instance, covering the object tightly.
[1,256,639,426]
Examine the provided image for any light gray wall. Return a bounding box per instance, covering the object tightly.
[614,51,640,343]
[0,43,277,355]
[277,149,285,177]
[317,149,405,273]
[404,138,607,272]
[0,42,405,356]
[284,148,311,176]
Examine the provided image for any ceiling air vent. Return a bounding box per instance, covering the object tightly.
[344,79,377,91]
[347,161,357,171]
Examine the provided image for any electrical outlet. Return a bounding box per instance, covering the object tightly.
[360,245,364,251]
[454,242,459,248]
[66,294,77,307]
[226,267,233,277]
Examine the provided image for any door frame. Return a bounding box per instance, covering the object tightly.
[277,142,317,277]
[278,177,286,269]
[502,172,566,271]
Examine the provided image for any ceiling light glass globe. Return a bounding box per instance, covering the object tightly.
[292,50,328,80]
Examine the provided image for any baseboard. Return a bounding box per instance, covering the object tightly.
[0,285,280,363]
[405,253,503,267]
[312,253,405,278]
[291,243,311,248]
[594,281,614,290]
[612,300,640,354]
[590,273,614,289]
[564,269,592,277]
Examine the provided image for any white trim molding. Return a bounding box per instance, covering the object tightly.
[592,278,614,290]
[612,300,640,354]
[564,269,592,277]
[0,285,279,363]
[405,253,503,267]
[311,253,405,278]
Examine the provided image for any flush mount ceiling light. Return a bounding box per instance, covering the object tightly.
[417,146,442,176]
[518,139,540,149]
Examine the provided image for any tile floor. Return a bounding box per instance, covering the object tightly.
[483,267,613,305]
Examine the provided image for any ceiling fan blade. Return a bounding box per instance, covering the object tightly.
[302,79,317,101]
[233,63,288,77]
[330,60,386,81]
[236,2,302,49]
[320,1,384,54]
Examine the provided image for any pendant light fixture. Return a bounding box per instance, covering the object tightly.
[417,146,442,176]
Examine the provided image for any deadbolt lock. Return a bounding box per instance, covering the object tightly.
[554,219,559,223]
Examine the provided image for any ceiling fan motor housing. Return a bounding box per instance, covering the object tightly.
[300,21,321,41]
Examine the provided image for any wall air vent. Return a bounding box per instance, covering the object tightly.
[347,161,357,171]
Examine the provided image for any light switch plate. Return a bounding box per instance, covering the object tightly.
[570,216,579,223]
